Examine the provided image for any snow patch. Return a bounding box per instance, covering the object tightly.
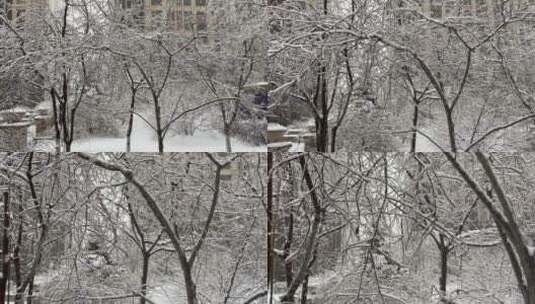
[268,123,288,131]
[72,116,266,152]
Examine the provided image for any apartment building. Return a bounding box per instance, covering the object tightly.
[120,0,208,33]
[0,0,47,24]
[393,0,535,25]
[1,0,50,150]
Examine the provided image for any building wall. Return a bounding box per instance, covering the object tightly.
[1,0,47,23]
[121,0,208,33]
[395,0,535,21]
[1,0,46,111]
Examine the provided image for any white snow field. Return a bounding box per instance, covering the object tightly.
[147,283,185,304]
[415,127,440,152]
[71,116,266,152]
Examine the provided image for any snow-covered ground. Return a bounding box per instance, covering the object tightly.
[148,282,184,304]
[71,116,266,152]
[415,127,441,152]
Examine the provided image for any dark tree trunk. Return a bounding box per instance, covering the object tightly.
[50,89,62,153]
[284,212,294,288]
[61,74,71,152]
[14,207,24,304]
[14,291,24,304]
[445,109,457,152]
[126,88,137,153]
[411,102,419,152]
[0,192,10,304]
[314,72,329,152]
[139,254,150,304]
[224,125,232,153]
[267,152,274,304]
[330,126,338,152]
[300,248,318,304]
[27,277,34,304]
[279,156,323,302]
[300,275,309,304]
[182,265,198,304]
[318,0,329,151]
[438,237,448,294]
[154,98,164,154]
[445,152,535,304]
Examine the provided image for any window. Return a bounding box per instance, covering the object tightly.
[430,0,442,17]
[168,10,175,26]
[123,0,133,9]
[151,0,161,6]
[183,0,191,5]
[184,11,192,30]
[15,8,24,23]
[431,4,442,17]
[196,11,206,30]
[176,11,183,29]
[168,10,182,30]
[444,1,454,16]
[151,10,162,27]
[195,0,206,5]
[475,3,487,15]
[462,3,472,15]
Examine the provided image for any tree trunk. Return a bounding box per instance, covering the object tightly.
[0,192,10,304]
[438,236,448,294]
[279,156,323,302]
[126,88,137,153]
[445,109,457,152]
[61,74,71,152]
[50,89,62,154]
[267,152,274,304]
[411,102,419,152]
[14,209,23,304]
[27,277,34,304]
[77,154,228,304]
[14,292,24,304]
[330,126,338,152]
[283,212,294,288]
[154,98,164,154]
[139,254,150,304]
[182,265,198,304]
[300,248,317,304]
[300,275,309,304]
[444,152,535,304]
[224,126,232,152]
[65,139,72,153]
[316,70,329,152]
[316,118,328,152]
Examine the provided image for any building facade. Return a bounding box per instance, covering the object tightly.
[120,0,208,33]
[0,0,47,24]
